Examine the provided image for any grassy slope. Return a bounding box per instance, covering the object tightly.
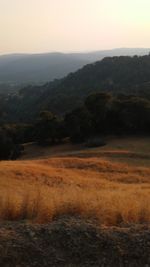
[0,136,150,225]
[21,136,150,166]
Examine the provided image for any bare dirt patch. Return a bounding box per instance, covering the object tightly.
[0,218,150,267]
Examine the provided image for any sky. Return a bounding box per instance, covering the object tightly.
[0,0,150,55]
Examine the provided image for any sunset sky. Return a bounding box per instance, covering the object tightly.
[0,0,150,54]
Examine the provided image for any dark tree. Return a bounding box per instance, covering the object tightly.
[35,111,65,145]
[65,107,92,142]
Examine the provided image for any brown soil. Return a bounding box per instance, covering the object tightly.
[0,217,150,267]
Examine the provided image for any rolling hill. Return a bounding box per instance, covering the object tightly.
[2,54,150,122]
[0,136,150,266]
[0,53,87,85]
[0,48,149,89]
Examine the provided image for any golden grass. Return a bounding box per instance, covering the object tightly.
[0,152,150,226]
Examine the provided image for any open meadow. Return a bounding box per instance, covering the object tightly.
[0,136,150,226]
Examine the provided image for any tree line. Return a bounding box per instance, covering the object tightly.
[0,92,150,160]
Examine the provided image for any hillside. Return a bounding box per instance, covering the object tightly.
[0,48,149,89]
[2,54,150,122]
[38,55,150,114]
[0,136,150,223]
[0,137,150,266]
[0,53,88,86]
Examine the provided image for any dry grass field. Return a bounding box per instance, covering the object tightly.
[0,136,150,226]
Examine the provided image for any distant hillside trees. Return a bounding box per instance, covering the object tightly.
[1,55,150,123]
[65,107,92,142]
[114,97,150,133]
[0,91,150,160]
[35,111,65,145]
[85,93,112,133]
[65,93,150,142]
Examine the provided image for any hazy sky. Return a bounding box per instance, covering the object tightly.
[0,0,150,54]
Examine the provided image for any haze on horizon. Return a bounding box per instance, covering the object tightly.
[0,0,150,55]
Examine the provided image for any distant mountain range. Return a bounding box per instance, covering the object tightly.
[2,54,150,123]
[0,48,150,87]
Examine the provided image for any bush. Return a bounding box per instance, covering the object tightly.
[85,137,106,148]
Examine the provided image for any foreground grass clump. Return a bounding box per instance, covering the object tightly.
[0,153,150,226]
